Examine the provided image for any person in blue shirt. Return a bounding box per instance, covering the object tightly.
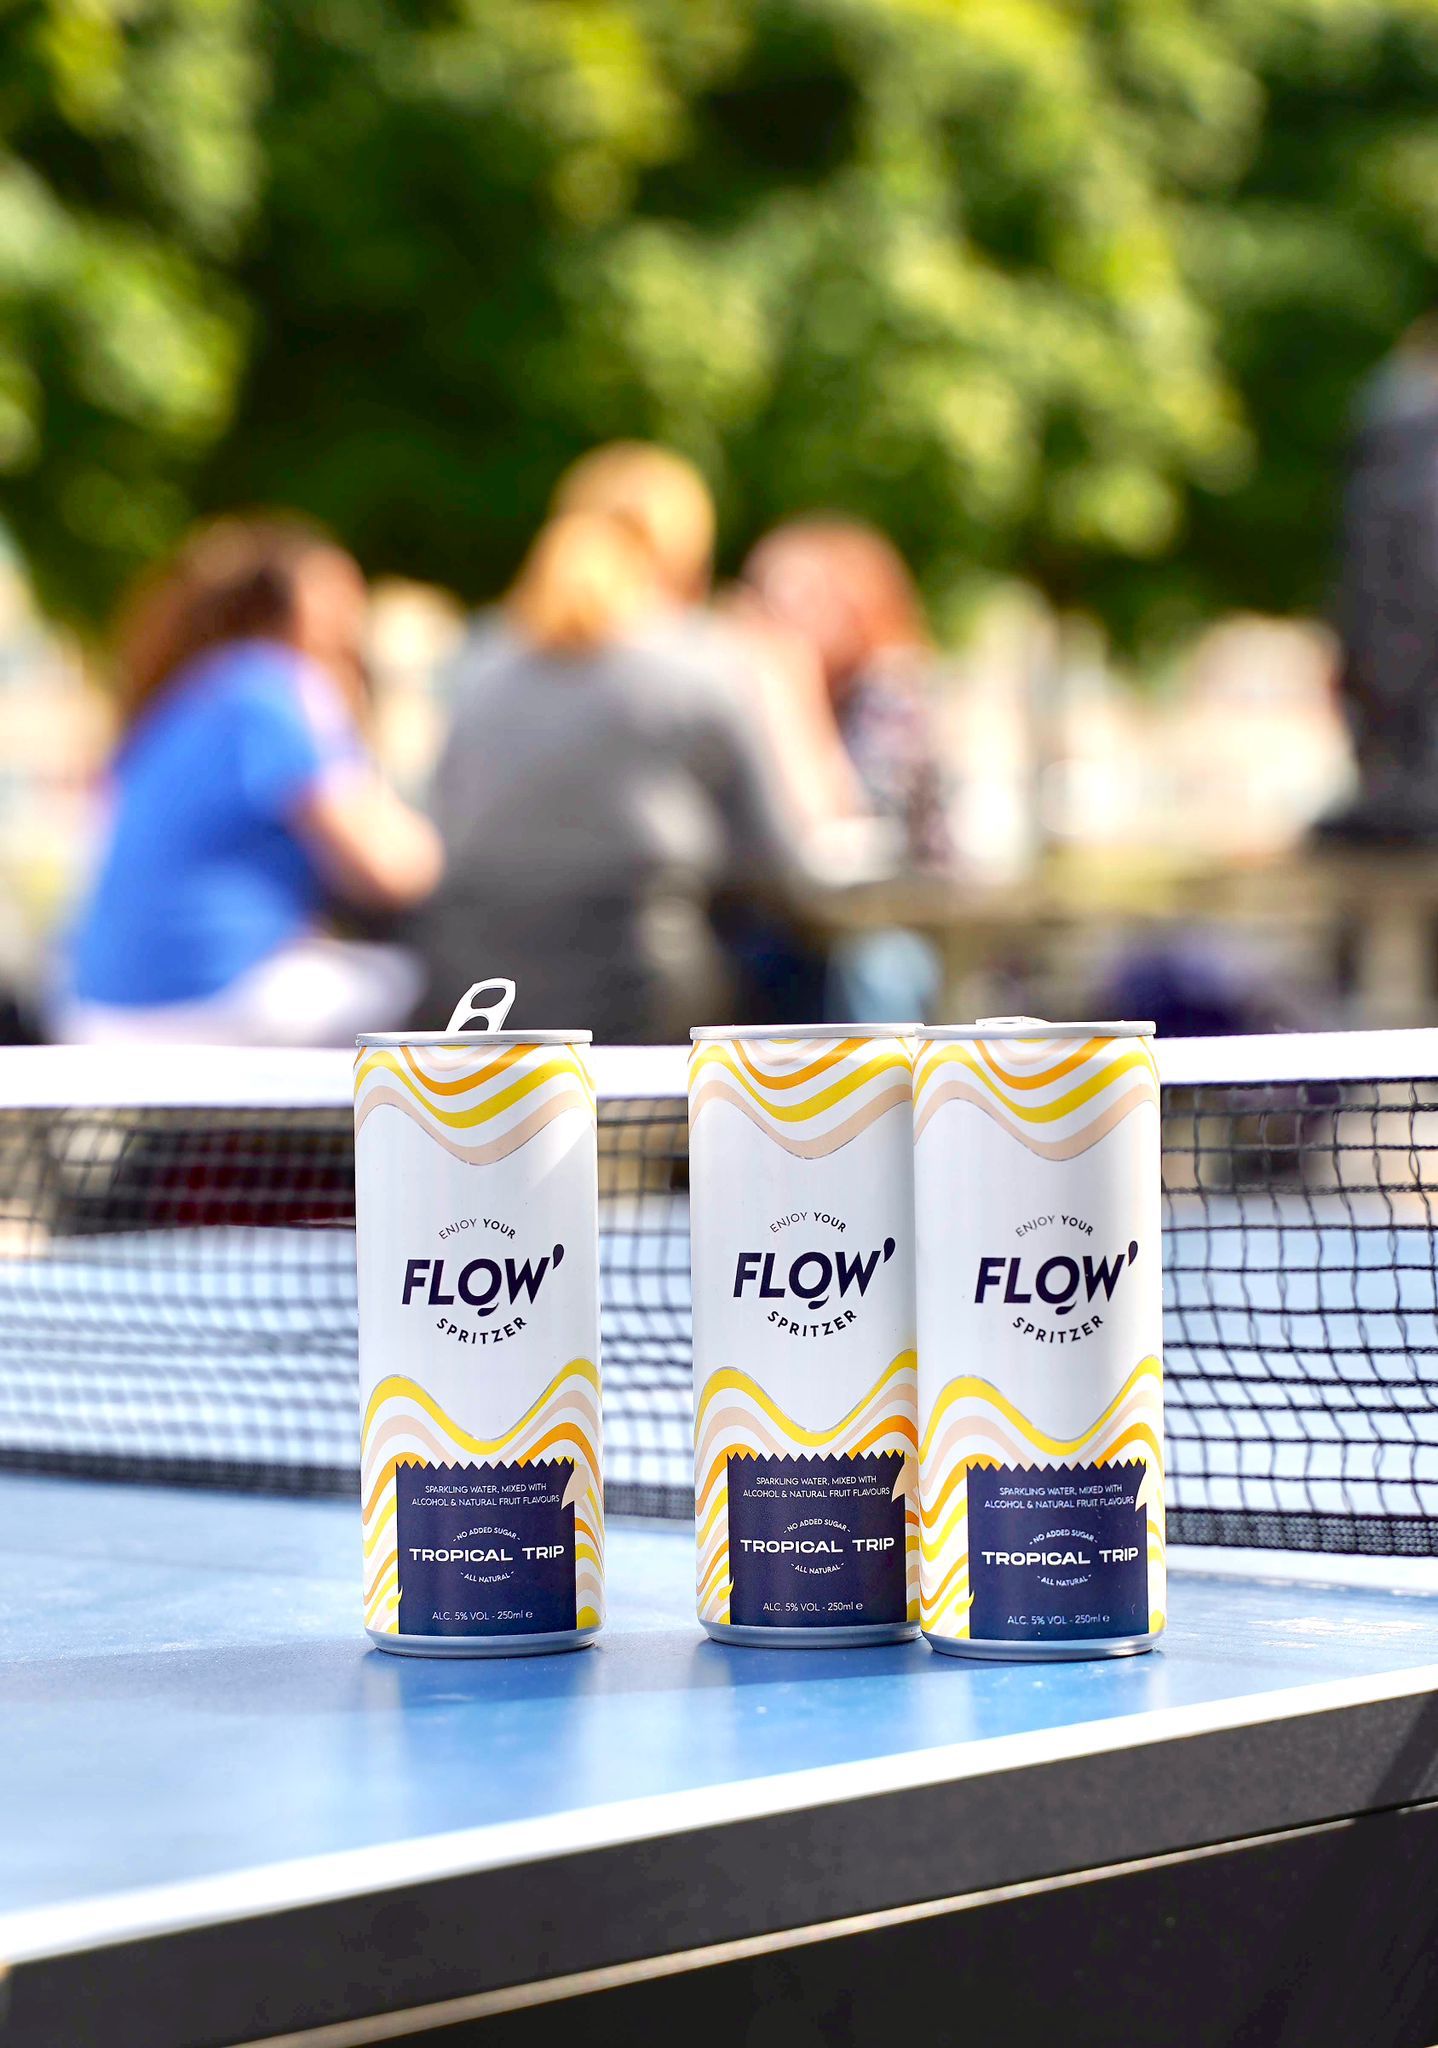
[57,517,442,1044]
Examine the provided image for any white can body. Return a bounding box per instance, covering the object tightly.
[689,1030,919,1646]
[355,1034,602,1656]
[913,1026,1164,1660]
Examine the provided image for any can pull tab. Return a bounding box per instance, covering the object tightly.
[446,979,517,1035]
[975,1015,1049,1029]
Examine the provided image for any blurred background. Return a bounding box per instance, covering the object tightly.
[5,0,1438,1043]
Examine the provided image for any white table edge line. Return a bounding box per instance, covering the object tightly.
[5,1656,1438,1966]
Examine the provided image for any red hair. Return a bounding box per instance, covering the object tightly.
[115,516,336,726]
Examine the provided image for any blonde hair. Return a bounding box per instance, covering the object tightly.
[507,511,660,653]
[553,442,715,602]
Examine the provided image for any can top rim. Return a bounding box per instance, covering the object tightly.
[689,1023,920,1042]
[355,1030,593,1048]
[917,1020,1155,1042]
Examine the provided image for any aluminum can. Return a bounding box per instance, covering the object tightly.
[355,980,602,1657]
[913,1020,1164,1661]
[689,1026,920,1647]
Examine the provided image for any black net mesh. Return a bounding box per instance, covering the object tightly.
[1162,1076,1438,1554]
[3,1067,1438,1553]
[0,1095,692,1517]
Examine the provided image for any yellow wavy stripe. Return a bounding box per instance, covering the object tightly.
[931,1035,1069,1076]
[919,1358,1164,1642]
[362,1493,397,1559]
[402,1040,595,1107]
[913,1031,1155,1093]
[689,1075,914,1159]
[364,1445,601,1529]
[364,1434,600,1531]
[355,1083,595,1166]
[920,1458,980,1538]
[363,1450,607,1605]
[927,1586,973,1629]
[925,1549,971,1613]
[921,1425,1161,1535]
[362,1359,603,1636]
[364,1556,398,1605]
[696,1487,727,1549]
[695,1355,918,1625]
[698,1550,731,1604]
[355,1048,594,1130]
[697,1356,915,1452]
[1100,1422,1165,1466]
[914,1043,1157,1126]
[694,1390,915,1516]
[697,1422,915,1520]
[973,1036,1108,1091]
[398,1040,529,1096]
[689,1042,912,1124]
[919,1490,968,1564]
[731,1037,870,1090]
[363,1360,599,1463]
[701,1406,916,1475]
[919,1356,1161,1466]
[912,1074,1156,1159]
[372,1417,602,1482]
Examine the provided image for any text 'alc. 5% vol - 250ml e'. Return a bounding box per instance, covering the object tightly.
[688,1025,921,1647]
[354,978,602,1656]
[913,1019,1164,1661]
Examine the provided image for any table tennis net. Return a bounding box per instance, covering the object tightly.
[2,1038,1438,1554]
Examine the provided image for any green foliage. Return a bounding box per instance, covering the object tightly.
[0,0,259,619]
[4,0,1438,641]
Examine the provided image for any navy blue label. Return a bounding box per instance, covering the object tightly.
[966,1461,1148,1643]
[727,1452,907,1629]
[395,1461,577,1637]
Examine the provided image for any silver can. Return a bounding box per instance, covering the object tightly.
[689,1026,920,1647]
[355,980,602,1656]
[913,1020,1164,1660]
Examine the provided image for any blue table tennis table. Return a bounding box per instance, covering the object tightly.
[5,1474,1438,2048]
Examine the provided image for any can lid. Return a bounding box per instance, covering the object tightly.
[356,975,593,1049]
[917,1016,1156,1042]
[690,1023,922,1042]
[356,1031,592,1047]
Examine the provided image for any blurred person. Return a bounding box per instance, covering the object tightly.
[418,500,806,1040]
[740,519,951,867]
[450,442,720,688]
[738,518,951,1020]
[553,441,716,610]
[555,447,871,837]
[717,580,870,836]
[1324,316,1438,842]
[55,517,442,1045]
[1099,938,1302,1039]
[558,445,868,1018]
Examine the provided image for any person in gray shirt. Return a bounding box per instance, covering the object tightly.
[416,494,804,1040]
